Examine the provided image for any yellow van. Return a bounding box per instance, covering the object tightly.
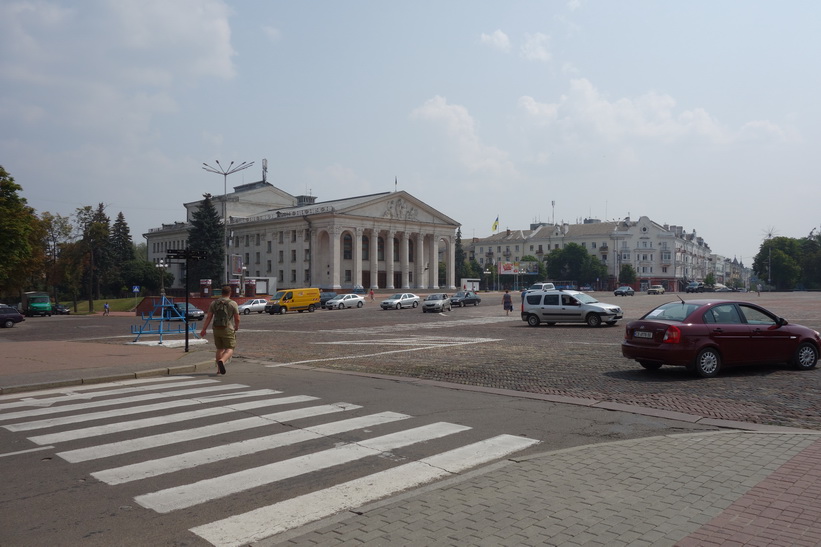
[264,288,321,314]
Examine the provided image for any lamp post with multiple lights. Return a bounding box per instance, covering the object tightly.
[202,160,254,284]
[156,259,167,296]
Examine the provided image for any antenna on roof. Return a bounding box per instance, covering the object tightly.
[262,158,268,182]
[394,176,398,192]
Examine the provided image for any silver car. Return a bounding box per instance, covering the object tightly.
[237,298,268,314]
[380,293,421,310]
[422,293,452,313]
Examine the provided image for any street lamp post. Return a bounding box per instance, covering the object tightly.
[156,259,167,296]
[202,160,254,284]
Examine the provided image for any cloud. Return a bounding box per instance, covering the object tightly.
[480,30,511,52]
[262,25,282,42]
[520,78,736,144]
[520,32,551,62]
[410,96,516,176]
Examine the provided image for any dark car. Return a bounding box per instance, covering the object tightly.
[451,290,481,307]
[614,286,635,296]
[0,307,25,328]
[685,282,704,293]
[166,303,205,321]
[320,291,338,309]
[622,299,821,378]
[54,304,71,315]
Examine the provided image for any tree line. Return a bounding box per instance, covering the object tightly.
[0,166,225,312]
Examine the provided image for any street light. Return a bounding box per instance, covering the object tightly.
[202,160,254,284]
[156,259,167,296]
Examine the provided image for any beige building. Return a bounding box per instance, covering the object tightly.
[469,216,731,291]
[145,180,459,292]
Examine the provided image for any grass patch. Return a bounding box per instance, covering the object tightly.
[60,297,144,314]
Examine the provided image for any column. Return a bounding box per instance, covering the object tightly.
[353,227,363,289]
[330,226,341,289]
[385,231,395,289]
[446,234,456,289]
[369,228,379,289]
[400,232,409,289]
[414,233,425,289]
[428,235,439,289]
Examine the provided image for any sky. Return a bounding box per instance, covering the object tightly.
[2,1,819,265]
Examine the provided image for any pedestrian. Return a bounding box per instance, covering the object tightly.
[502,290,513,316]
[369,289,374,301]
[200,284,240,375]
[103,302,110,316]
[756,283,762,296]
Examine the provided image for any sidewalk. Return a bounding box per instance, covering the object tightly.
[2,342,821,546]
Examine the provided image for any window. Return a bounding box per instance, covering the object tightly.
[278,250,284,263]
[244,253,249,265]
[408,239,414,262]
[378,237,385,261]
[344,269,352,282]
[255,252,260,265]
[304,269,310,283]
[393,238,399,261]
[267,241,272,253]
[278,269,284,281]
[582,242,587,248]
[266,260,271,273]
[245,235,249,247]
[343,234,352,260]
[256,234,260,246]
[290,249,296,262]
[543,294,560,306]
[362,236,370,261]
[304,249,310,261]
[592,242,597,249]
[291,270,296,282]
[278,232,284,244]
[291,230,297,243]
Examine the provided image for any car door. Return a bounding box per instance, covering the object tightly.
[739,304,795,363]
[558,294,584,322]
[702,304,751,364]
[539,294,561,322]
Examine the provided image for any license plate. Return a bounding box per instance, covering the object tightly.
[634,331,653,339]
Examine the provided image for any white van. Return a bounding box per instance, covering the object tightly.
[527,282,555,292]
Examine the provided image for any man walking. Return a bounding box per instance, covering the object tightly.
[200,284,240,375]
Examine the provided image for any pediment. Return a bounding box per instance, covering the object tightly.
[337,191,459,227]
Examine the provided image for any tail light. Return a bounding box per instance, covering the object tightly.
[662,325,682,344]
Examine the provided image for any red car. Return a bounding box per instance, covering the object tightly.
[622,299,820,377]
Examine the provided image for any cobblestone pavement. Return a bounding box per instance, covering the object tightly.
[236,292,821,431]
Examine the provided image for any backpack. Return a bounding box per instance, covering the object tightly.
[212,298,232,327]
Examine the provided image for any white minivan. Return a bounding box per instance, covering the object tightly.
[527,282,555,292]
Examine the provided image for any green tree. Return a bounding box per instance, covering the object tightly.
[545,243,607,285]
[106,212,136,296]
[75,203,111,309]
[40,212,74,301]
[754,237,801,290]
[188,193,224,286]
[454,228,467,282]
[619,264,637,284]
[704,273,716,287]
[0,166,41,296]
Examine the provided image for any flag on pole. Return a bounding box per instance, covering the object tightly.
[491,215,499,232]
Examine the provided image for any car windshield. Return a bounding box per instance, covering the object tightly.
[575,293,599,304]
[643,302,701,322]
[328,295,343,300]
[427,294,443,300]
[388,294,403,299]
[273,291,286,299]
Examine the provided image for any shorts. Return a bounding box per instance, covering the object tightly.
[212,327,236,350]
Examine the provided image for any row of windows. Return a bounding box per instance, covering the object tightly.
[152,240,187,253]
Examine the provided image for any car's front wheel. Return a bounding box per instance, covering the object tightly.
[338,303,345,309]
[279,307,287,315]
[586,314,602,327]
[308,304,316,312]
[357,301,363,308]
[526,315,540,327]
[412,301,418,308]
[3,319,14,328]
[243,309,251,315]
[793,342,819,370]
[694,347,721,377]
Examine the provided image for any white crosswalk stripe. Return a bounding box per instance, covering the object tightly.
[0,377,540,546]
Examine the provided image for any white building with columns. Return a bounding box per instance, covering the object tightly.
[144,180,459,292]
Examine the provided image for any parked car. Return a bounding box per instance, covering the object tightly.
[422,293,452,313]
[325,293,365,310]
[0,307,25,328]
[53,304,71,315]
[265,288,321,314]
[614,286,635,297]
[647,285,665,295]
[685,282,704,293]
[451,291,481,307]
[238,298,268,314]
[622,299,821,378]
[320,291,338,309]
[167,303,205,321]
[380,293,421,310]
[521,290,623,327]
[527,282,556,292]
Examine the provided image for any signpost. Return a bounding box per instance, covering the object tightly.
[165,249,207,352]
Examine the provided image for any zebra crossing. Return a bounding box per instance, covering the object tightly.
[0,375,540,546]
